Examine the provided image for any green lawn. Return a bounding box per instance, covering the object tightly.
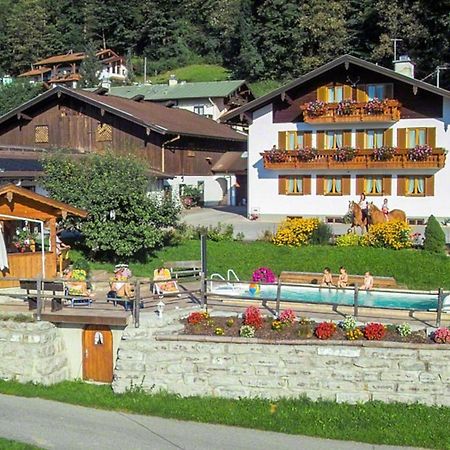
[146,64,231,84]
[249,79,283,97]
[0,438,41,450]
[0,380,447,449]
[85,240,450,290]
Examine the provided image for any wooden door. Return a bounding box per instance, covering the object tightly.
[82,325,113,383]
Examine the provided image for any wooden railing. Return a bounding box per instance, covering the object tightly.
[261,148,446,170]
[300,99,401,123]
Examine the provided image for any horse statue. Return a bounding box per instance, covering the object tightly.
[368,203,407,224]
[348,201,369,234]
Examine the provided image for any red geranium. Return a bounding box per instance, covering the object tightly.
[364,322,386,340]
[315,321,336,340]
[243,306,264,329]
[187,311,208,325]
[279,309,296,326]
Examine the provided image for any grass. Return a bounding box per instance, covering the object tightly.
[146,64,231,84]
[249,79,283,97]
[85,240,450,290]
[0,438,42,450]
[0,380,448,449]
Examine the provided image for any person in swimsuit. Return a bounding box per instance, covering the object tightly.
[337,266,348,288]
[363,271,374,290]
[321,267,334,287]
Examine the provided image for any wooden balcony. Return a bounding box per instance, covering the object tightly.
[261,148,446,170]
[300,100,401,123]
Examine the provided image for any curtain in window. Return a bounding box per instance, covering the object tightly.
[407,178,415,194]
[408,130,416,147]
[335,178,342,193]
[326,132,334,149]
[297,133,304,148]
[326,178,333,193]
[296,178,303,193]
[375,177,382,193]
[376,131,384,147]
[375,85,384,99]
[288,133,296,150]
[367,130,374,149]
[288,178,295,193]
[417,178,425,194]
[335,132,343,148]
[328,87,335,102]
[418,130,426,146]
[367,85,376,100]
[335,86,343,102]
[366,177,373,193]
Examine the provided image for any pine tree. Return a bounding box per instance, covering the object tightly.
[424,215,446,254]
[79,42,102,88]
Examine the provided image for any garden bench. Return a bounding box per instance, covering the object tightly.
[163,260,202,279]
[20,279,65,312]
[279,271,398,288]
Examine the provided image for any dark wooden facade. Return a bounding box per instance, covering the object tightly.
[0,93,245,177]
[272,65,444,123]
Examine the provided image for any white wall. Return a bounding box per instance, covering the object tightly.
[248,103,450,218]
[175,98,224,120]
[167,175,237,206]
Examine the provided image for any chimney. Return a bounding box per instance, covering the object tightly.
[394,55,415,78]
[101,78,111,92]
[168,74,178,86]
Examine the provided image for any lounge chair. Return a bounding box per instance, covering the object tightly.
[152,268,179,296]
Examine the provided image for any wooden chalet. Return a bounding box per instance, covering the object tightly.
[0,184,87,286]
[0,86,247,185]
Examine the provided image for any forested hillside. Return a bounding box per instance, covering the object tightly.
[0,0,449,88]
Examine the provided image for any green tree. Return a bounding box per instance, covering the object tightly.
[423,215,446,254]
[0,81,45,116]
[41,153,180,259]
[79,41,102,88]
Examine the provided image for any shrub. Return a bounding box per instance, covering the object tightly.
[239,324,256,338]
[310,222,332,245]
[187,311,209,325]
[298,318,313,338]
[346,327,363,340]
[361,221,412,250]
[397,322,412,337]
[341,315,357,331]
[364,322,386,340]
[214,327,225,336]
[252,267,276,283]
[279,309,296,326]
[423,215,446,254]
[225,318,234,327]
[273,218,319,246]
[315,322,336,340]
[432,327,450,344]
[258,229,274,242]
[243,306,263,329]
[72,257,90,275]
[336,233,362,247]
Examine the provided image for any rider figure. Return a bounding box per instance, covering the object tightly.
[381,198,389,221]
[358,193,368,224]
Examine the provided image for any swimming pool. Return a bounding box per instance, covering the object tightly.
[210,283,448,311]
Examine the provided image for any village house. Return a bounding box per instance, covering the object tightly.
[93,78,254,121]
[18,49,128,88]
[222,55,450,222]
[0,86,247,205]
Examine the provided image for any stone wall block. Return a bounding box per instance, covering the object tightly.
[317,346,361,358]
[365,382,397,392]
[353,358,392,369]
[364,348,419,360]
[380,371,419,382]
[397,360,427,371]
[418,349,450,361]
[418,372,440,383]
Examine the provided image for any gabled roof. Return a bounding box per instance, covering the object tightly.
[18,67,51,78]
[0,86,247,142]
[221,54,450,122]
[0,184,87,218]
[90,80,250,101]
[33,49,120,67]
[211,151,247,174]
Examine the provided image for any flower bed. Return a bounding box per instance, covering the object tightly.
[182,310,436,344]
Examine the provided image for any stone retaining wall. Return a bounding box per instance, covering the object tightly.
[0,320,69,385]
[112,311,450,405]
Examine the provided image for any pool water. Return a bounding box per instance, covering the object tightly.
[211,284,440,311]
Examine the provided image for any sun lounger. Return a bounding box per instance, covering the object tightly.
[152,268,180,295]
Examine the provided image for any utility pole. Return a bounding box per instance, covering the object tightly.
[144,57,147,84]
[390,38,403,62]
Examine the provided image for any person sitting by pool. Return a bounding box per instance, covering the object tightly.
[337,266,348,288]
[321,267,334,287]
[363,271,374,290]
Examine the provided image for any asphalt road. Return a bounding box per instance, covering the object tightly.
[0,394,421,450]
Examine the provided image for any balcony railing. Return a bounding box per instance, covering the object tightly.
[261,148,446,170]
[300,99,401,123]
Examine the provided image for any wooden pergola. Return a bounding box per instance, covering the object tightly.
[0,184,87,286]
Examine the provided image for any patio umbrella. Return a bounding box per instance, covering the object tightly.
[0,228,8,271]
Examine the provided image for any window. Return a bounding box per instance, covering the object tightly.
[96,123,112,142]
[327,85,343,103]
[405,176,425,196]
[279,176,310,195]
[366,130,384,149]
[194,105,205,115]
[34,125,49,143]
[407,128,427,147]
[367,84,385,100]
[325,131,343,149]
[278,131,306,150]
[324,176,342,195]
[364,176,383,195]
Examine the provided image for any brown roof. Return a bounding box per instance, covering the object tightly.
[0,184,87,218]
[211,152,247,173]
[34,52,86,66]
[18,67,51,78]
[49,73,82,83]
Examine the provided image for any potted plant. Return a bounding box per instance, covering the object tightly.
[297,147,318,162]
[333,146,357,162]
[364,98,385,115]
[336,99,356,116]
[265,148,288,163]
[13,227,38,253]
[305,100,326,117]
[408,144,432,161]
[372,146,397,161]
